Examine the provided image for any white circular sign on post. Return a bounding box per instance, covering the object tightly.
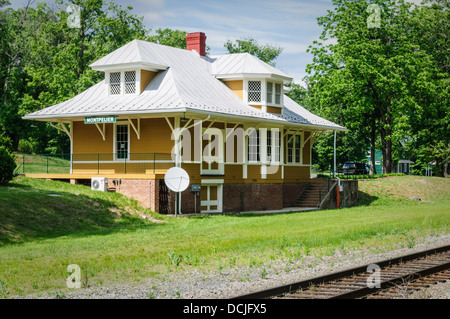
[164,167,190,192]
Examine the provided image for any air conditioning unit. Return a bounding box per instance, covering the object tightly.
[91,177,108,192]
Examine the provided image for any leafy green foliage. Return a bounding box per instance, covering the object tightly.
[0,0,150,153]
[224,37,283,66]
[304,0,449,175]
[0,146,15,185]
[148,28,187,49]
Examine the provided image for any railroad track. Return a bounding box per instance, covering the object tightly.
[232,245,450,299]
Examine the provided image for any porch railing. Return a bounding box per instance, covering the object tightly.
[15,153,175,175]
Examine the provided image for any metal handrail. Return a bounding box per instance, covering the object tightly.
[318,177,331,208]
[16,152,175,175]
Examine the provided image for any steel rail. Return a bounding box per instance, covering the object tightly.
[231,244,450,299]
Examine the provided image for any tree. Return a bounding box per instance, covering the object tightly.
[0,0,151,154]
[0,145,15,186]
[224,37,283,66]
[148,28,187,49]
[305,0,439,174]
[404,0,449,177]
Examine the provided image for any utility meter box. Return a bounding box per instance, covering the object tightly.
[191,184,201,192]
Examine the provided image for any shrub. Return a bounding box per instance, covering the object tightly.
[0,134,13,152]
[18,139,35,154]
[0,146,16,186]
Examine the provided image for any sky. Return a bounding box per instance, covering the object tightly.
[6,0,423,85]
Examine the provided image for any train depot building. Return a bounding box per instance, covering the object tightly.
[23,32,345,214]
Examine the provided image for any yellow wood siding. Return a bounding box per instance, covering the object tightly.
[182,163,201,183]
[267,106,282,114]
[224,164,242,182]
[284,166,310,182]
[130,118,173,154]
[71,118,313,182]
[73,121,113,154]
[72,118,174,175]
[140,70,156,93]
[223,80,243,100]
[250,105,262,111]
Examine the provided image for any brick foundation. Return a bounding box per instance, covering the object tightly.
[107,179,159,212]
[223,183,284,212]
[106,179,311,214]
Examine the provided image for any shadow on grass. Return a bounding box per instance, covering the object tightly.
[0,181,166,246]
[353,190,378,207]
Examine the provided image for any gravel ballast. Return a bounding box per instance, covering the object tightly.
[16,233,450,299]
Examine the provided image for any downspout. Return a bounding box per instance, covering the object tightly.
[336,176,340,209]
[333,130,337,179]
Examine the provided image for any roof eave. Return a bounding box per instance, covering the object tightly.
[215,73,292,83]
[89,62,169,72]
[22,108,347,132]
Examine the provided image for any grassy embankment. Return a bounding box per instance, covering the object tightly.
[0,175,449,297]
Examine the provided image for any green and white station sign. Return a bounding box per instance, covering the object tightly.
[84,116,116,124]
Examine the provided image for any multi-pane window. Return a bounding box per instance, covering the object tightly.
[266,82,273,103]
[110,72,121,95]
[275,83,281,104]
[287,134,301,164]
[266,130,281,162]
[248,81,261,103]
[124,71,136,94]
[266,81,282,105]
[248,129,260,162]
[116,124,128,160]
[248,129,281,163]
[109,70,138,96]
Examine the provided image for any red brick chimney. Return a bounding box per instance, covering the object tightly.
[186,32,207,56]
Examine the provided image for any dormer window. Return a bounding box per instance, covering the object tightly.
[243,79,284,114]
[107,70,138,96]
[124,71,136,94]
[267,82,273,103]
[274,83,281,104]
[267,81,282,106]
[109,72,121,95]
[247,80,262,103]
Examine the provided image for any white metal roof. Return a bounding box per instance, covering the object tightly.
[24,39,345,131]
[207,53,292,81]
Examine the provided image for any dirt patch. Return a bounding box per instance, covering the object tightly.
[109,205,166,223]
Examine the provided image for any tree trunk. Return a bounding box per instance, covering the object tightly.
[381,127,392,174]
[370,119,377,175]
[445,159,449,178]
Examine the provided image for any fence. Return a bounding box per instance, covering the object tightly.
[15,153,175,175]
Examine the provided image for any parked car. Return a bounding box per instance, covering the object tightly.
[342,162,370,175]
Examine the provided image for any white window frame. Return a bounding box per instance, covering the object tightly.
[201,128,225,175]
[124,70,137,95]
[266,81,283,107]
[200,180,223,213]
[106,69,140,97]
[113,121,130,161]
[243,79,283,112]
[244,79,265,106]
[266,129,281,163]
[247,128,260,163]
[286,132,303,165]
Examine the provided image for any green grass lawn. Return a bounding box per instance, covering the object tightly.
[0,175,449,297]
[14,153,70,174]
